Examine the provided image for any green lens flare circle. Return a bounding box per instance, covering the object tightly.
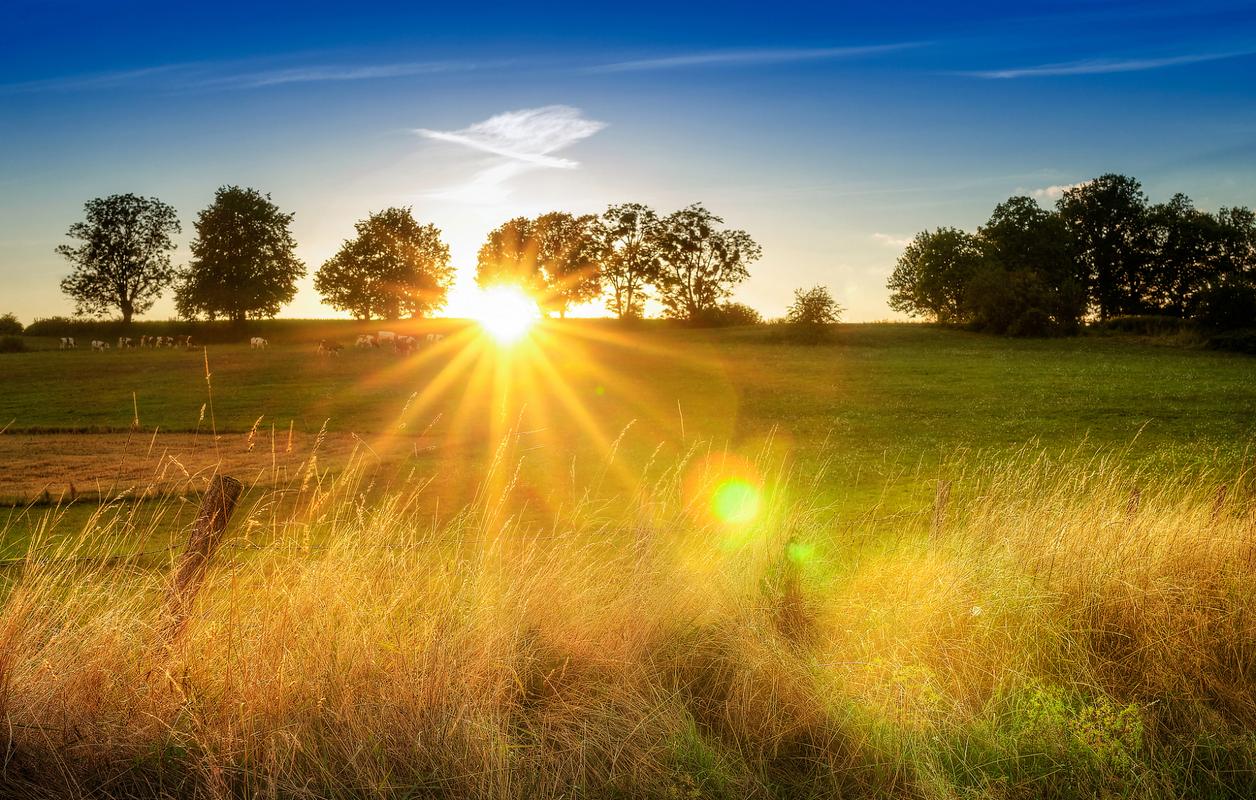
[711,479,761,525]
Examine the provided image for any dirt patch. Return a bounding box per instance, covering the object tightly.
[0,429,433,504]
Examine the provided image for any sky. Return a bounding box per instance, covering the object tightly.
[2,0,1255,322]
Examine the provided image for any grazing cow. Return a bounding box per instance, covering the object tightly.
[425,333,446,343]
[395,335,417,354]
[91,340,110,351]
[60,337,76,349]
[117,336,133,349]
[377,330,396,344]
[355,334,377,349]
[318,339,343,356]
[250,337,269,349]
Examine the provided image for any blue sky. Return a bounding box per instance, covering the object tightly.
[3,0,1255,320]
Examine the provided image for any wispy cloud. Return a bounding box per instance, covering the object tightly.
[202,61,483,89]
[872,232,911,248]
[417,105,606,203]
[0,59,482,94]
[588,43,919,73]
[966,48,1256,79]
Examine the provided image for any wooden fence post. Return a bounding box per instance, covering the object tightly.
[165,474,242,640]
[1211,484,1228,524]
[931,479,951,539]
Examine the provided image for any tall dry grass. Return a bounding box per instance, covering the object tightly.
[1,443,1254,799]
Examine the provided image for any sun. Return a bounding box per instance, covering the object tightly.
[471,285,540,344]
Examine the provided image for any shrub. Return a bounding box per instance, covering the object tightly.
[1095,315,1192,336]
[1193,280,1256,332]
[0,313,21,335]
[782,286,843,344]
[1205,329,1256,355]
[1007,307,1054,338]
[690,302,763,327]
[0,335,27,353]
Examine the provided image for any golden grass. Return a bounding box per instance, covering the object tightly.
[1,444,1254,799]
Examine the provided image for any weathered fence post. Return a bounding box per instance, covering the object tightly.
[1211,484,1228,524]
[931,479,951,539]
[164,474,242,640]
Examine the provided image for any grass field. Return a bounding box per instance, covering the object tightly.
[2,322,1256,798]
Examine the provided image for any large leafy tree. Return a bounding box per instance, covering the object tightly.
[976,196,1086,329]
[1144,194,1220,316]
[56,193,180,323]
[475,212,604,316]
[653,204,761,322]
[1057,174,1151,319]
[887,227,988,323]
[600,203,660,319]
[175,186,304,322]
[315,208,453,320]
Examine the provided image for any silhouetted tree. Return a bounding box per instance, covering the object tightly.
[476,212,604,316]
[1213,206,1256,279]
[56,193,180,323]
[887,227,988,323]
[1057,175,1151,319]
[974,196,1086,332]
[600,203,660,319]
[1145,193,1218,316]
[654,204,761,322]
[175,186,304,322]
[315,208,453,320]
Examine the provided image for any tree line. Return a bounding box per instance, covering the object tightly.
[54,189,763,325]
[888,174,1256,336]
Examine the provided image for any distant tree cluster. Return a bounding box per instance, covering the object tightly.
[888,174,1256,336]
[55,191,763,325]
[475,202,762,323]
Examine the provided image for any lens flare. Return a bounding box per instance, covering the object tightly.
[711,478,761,525]
[472,286,539,344]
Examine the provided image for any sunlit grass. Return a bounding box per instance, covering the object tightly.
[1,442,1255,798]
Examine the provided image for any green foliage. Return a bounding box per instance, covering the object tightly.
[175,186,304,322]
[1193,279,1256,332]
[475,212,605,316]
[784,285,842,342]
[315,208,453,320]
[1206,329,1256,354]
[654,204,761,321]
[1095,315,1193,335]
[0,312,22,335]
[600,203,661,319]
[1057,174,1153,320]
[888,227,989,323]
[56,193,181,323]
[0,335,27,353]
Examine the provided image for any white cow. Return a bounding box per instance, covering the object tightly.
[90,340,110,351]
[377,331,396,344]
[118,336,133,349]
[355,334,376,349]
[250,337,269,349]
[425,333,445,343]
[60,337,76,349]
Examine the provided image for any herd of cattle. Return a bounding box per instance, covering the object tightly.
[318,331,446,356]
[60,335,195,351]
[56,331,447,354]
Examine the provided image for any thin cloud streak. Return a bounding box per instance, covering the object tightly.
[967,48,1256,78]
[588,43,921,72]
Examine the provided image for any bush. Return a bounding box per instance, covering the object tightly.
[0,335,27,353]
[0,313,21,335]
[1095,315,1192,336]
[1193,281,1256,332]
[689,303,763,327]
[1007,308,1054,338]
[964,267,1077,337]
[1205,329,1256,355]
[783,286,843,343]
